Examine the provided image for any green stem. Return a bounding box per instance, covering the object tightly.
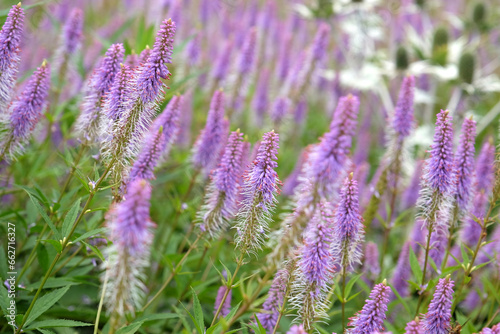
[94,270,109,334]
[415,223,433,317]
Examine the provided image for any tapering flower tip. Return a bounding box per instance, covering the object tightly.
[0,4,24,73]
[214,286,232,318]
[423,276,454,334]
[139,45,151,65]
[287,325,308,334]
[62,8,83,55]
[214,130,245,195]
[105,63,134,121]
[247,130,280,207]
[393,75,415,138]
[475,139,495,193]
[257,266,290,331]
[137,19,176,103]
[237,27,257,76]
[271,96,290,124]
[235,130,280,252]
[109,178,155,255]
[311,22,330,62]
[128,95,182,182]
[299,208,336,287]
[310,94,360,195]
[425,110,454,194]
[9,61,51,141]
[452,117,476,211]
[404,318,423,334]
[333,174,364,269]
[94,43,125,96]
[192,90,229,174]
[125,50,139,68]
[347,280,390,334]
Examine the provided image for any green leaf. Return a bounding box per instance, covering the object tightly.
[82,241,105,262]
[115,322,144,334]
[43,239,63,253]
[388,283,411,316]
[24,191,61,240]
[460,243,470,264]
[62,198,81,238]
[38,329,55,334]
[25,286,71,326]
[132,313,178,323]
[181,302,202,334]
[72,227,107,244]
[25,319,92,329]
[409,247,422,283]
[36,244,49,271]
[0,283,11,316]
[345,273,362,299]
[191,287,204,333]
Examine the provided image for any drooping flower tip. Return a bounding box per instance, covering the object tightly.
[137,18,176,103]
[0,3,25,72]
[393,75,415,137]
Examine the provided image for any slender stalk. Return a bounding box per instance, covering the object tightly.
[415,224,433,317]
[142,233,203,312]
[271,275,293,334]
[341,263,347,330]
[442,206,459,272]
[211,253,245,326]
[94,270,109,334]
[53,245,84,275]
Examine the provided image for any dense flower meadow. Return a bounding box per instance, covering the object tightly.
[1,0,500,333]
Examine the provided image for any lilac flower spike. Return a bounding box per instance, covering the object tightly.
[287,325,308,334]
[62,8,84,55]
[104,178,155,316]
[452,117,476,212]
[137,19,175,103]
[214,286,232,318]
[257,265,292,331]
[0,4,24,111]
[417,110,454,231]
[103,64,134,122]
[235,130,280,253]
[333,173,365,270]
[391,241,411,298]
[311,23,330,62]
[237,27,257,76]
[347,280,390,334]
[422,276,454,334]
[77,43,125,143]
[404,319,423,334]
[128,95,182,182]
[308,94,360,198]
[198,130,246,238]
[192,90,229,176]
[1,61,50,161]
[393,75,415,138]
[479,324,500,334]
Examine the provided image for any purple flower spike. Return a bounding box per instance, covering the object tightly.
[363,242,380,279]
[333,173,365,270]
[62,8,84,55]
[104,178,155,316]
[128,95,182,182]
[287,325,307,334]
[252,68,270,125]
[0,4,24,73]
[0,4,24,109]
[137,19,176,103]
[391,241,411,298]
[235,130,280,253]
[422,276,454,334]
[309,94,360,198]
[257,266,291,331]
[426,110,454,195]
[237,27,257,76]
[479,324,500,334]
[214,286,232,318]
[2,61,50,160]
[393,75,415,138]
[475,139,495,193]
[311,23,330,62]
[77,43,125,142]
[192,90,229,176]
[104,64,134,122]
[139,46,151,65]
[347,280,390,334]
[299,208,336,287]
[211,40,233,84]
[199,130,246,237]
[452,117,476,212]
[404,319,423,334]
[271,96,290,124]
